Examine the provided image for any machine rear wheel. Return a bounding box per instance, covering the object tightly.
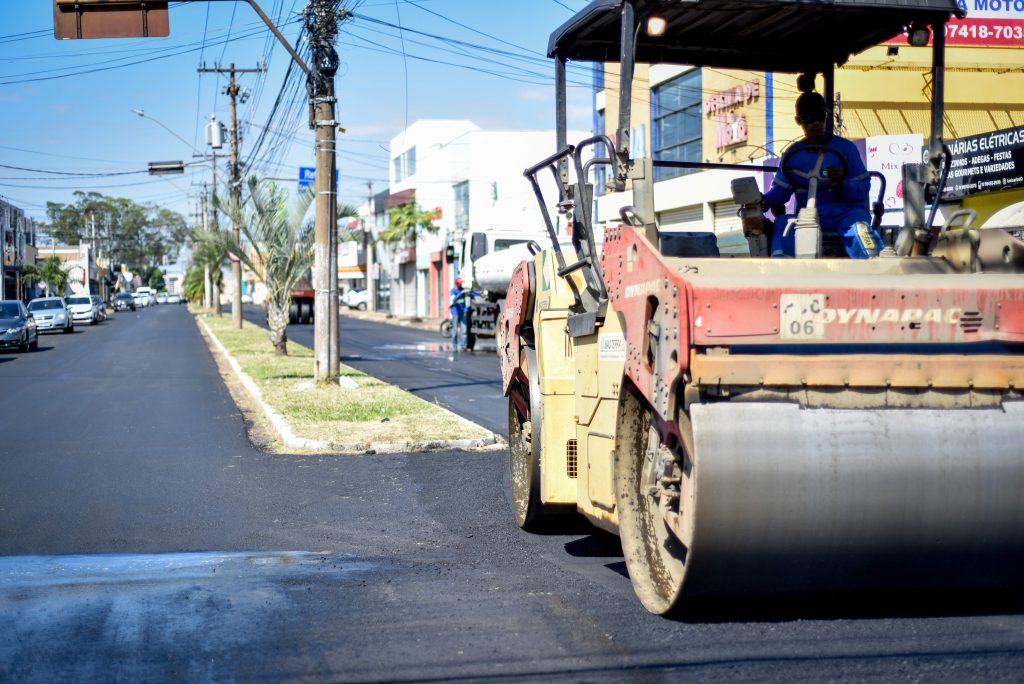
[508,347,544,528]
[615,382,694,615]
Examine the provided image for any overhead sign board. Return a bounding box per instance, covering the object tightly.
[53,0,169,40]
[886,1,1024,47]
[943,125,1024,198]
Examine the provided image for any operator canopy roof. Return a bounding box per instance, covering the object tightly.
[548,0,962,73]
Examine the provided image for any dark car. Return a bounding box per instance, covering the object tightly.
[0,300,39,352]
[113,293,136,312]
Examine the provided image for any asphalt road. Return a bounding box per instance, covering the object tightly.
[2,304,1024,682]
[241,305,507,434]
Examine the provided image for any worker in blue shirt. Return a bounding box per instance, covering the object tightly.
[449,276,480,352]
[763,89,881,258]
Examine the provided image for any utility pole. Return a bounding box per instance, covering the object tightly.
[209,150,221,315]
[306,0,346,381]
[364,181,375,313]
[197,63,265,329]
[200,184,211,309]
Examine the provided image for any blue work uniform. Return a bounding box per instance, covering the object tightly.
[449,286,480,351]
[763,135,880,258]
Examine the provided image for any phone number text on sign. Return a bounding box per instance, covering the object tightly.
[944,18,1024,45]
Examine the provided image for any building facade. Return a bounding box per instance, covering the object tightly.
[1,199,38,301]
[372,120,583,318]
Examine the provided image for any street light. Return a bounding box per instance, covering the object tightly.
[130,108,200,154]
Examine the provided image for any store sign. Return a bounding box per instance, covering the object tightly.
[864,134,923,209]
[704,79,759,151]
[887,0,1024,47]
[943,125,1024,198]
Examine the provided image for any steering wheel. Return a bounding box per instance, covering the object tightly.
[780,143,850,190]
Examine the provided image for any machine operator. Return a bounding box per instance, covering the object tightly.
[763,85,882,258]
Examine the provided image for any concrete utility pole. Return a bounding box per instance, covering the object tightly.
[364,181,375,313]
[306,0,346,381]
[197,63,265,330]
[200,186,211,309]
[209,151,221,315]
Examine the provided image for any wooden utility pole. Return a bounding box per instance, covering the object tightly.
[197,63,265,329]
[306,0,346,381]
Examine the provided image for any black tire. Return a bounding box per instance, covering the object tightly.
[356,302,367,311]
[63,324,73,334]
[300,299,313,324]
[18,334,28,353]
[289,301,299,324]
[29,334,38,351]
[507,347,572,529]
[614,382,694,616]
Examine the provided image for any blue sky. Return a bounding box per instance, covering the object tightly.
[0,0,594,224]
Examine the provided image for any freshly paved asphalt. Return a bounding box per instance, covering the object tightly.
[2,304,1024,682]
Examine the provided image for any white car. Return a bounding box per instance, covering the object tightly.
[342,289,368,311]
[66,295,101,325]
[156,293,168,304]
[27,297,74,334]
[133,292,149,308]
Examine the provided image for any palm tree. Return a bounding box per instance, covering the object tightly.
[24,256,71,297]
[191,229,230,311]
[216,176,315,355]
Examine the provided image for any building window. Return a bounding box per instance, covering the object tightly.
[392,146,417,183]
[453,180,469,232]
[651,70,702,181]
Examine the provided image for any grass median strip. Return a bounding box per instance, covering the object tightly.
[199,314,495,451]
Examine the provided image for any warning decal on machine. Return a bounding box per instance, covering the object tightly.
[598,332,627,360]
[780,293,826,340]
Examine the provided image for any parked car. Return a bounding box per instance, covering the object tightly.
[133,292,149,308]
[66,295,101,325]
[165,293,180,304]
[342,289,368,311]
[156,293,168,304]
[0,300,38,352]
[114,293,136,312]
[27,297,73,334]
[90,295,108,322]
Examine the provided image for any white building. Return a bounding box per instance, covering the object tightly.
[380,119,586,318]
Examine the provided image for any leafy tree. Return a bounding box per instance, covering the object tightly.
[378,202,440,246]
[43,192,188,271]
[216,177,315,356]
[147,267,166,291]
[27,256,72,296]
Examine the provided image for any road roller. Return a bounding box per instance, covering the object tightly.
[498,0,1024,615]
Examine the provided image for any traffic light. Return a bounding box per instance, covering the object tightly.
[147,161,184,175]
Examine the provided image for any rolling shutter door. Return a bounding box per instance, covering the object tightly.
[713,201,743,234]
[657,205,704,232]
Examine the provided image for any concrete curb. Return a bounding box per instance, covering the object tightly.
[195,316,501,455]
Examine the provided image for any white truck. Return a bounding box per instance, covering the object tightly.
[459,228,554,349]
